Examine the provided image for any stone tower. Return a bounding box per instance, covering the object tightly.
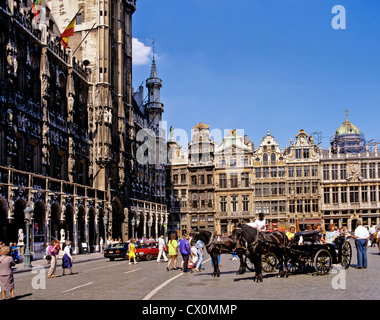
[46,0,137,192]
[146,55,164,136]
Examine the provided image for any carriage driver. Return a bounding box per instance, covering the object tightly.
[247,213,267,232]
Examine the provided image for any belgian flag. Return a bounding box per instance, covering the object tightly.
[31,0,41,24]
[60,17,76,49]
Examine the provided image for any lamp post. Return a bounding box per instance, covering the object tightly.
[131,216,136,239]
[103,215,108,249]
[148,219,152,238]
[23,204,32,268]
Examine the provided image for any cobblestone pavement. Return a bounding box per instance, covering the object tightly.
[150,240,380,300]
[9,239,380,300]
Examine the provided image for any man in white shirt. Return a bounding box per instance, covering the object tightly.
[351,220,369,269]
[254,213,266,232]
[157,235,168,263]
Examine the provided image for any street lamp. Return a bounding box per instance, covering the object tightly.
[131,216,136,239]
[103,215,108,248]
[148,219,152,238]
[23,204,32,268]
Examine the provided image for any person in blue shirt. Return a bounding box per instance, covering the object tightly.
[179,234,191,273]
[10,243,19,263]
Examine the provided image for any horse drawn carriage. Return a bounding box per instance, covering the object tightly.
[256,229,352,276]
[191,224,352,282]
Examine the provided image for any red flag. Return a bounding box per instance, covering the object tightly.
[60,18,76,49]
[31,0,41,24]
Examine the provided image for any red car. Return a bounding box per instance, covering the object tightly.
[135,241,159,261]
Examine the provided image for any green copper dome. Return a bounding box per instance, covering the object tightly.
[336,119,361,135]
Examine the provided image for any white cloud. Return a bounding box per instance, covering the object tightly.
[132,38,152,66]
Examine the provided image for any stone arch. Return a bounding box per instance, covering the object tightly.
[64,204,74,243]
[98,207,105,243]
[77,205,86,244]
[88,206,96,252]
[33,200,46,236]
[136,210,144,240]
[151,212,157,239]
[0,196,9,242]
[111,198,124,241]
[351,218,358,232]
[11,198,27,243]
[50,202,61,241]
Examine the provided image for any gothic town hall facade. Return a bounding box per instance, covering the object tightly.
[0,0,167,256]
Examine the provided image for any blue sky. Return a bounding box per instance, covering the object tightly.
[132,0,380,150]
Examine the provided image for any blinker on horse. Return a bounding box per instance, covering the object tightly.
[232,223,289,282]
[190,228,240,278]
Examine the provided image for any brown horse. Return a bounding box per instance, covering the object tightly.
[190,229,243,277]
[232,223,288,282]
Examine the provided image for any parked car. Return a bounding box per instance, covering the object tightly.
[135,241,159,261]
[104,241,159,262]
[104,243,128,261]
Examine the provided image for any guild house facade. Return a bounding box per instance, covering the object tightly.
[166,116,380,235]
[0,0,167,258]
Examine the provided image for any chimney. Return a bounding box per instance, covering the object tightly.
[244,135,248,145]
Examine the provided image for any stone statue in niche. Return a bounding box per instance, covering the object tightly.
[18,229,24,244]
[6,51,17,78]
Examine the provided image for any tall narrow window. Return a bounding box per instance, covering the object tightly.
[242,195,249,212]
[332,164,338,180]
[350,186,359,203]
[219,174,227,188]
[361,163,367,179]
[324,188,330,204]
[332,187,339,204]
[241,172,249,188]
[323,165,330,180]
[230,173,238,188]
[220,196,227,212]
[340,164,346,180]
[341,187,347,203]
[231,195,238,212]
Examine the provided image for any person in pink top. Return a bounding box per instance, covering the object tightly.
[48,239,60,278]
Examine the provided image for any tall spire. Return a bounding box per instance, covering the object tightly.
[150,38,158,79]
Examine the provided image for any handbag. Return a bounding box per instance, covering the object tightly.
[45,255,51,261]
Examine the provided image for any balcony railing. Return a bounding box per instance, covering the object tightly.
[0,165,106,202]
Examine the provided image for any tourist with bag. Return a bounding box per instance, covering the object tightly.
[47,239,60,278]
[179,234,191,273]
[62,241,74,275]
[166,233,178,271]
[157,235,168,263]
[0,246,16,300]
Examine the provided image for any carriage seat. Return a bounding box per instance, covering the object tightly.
[295,230,322,245]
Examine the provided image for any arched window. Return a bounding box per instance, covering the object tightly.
[271,153,276,163]
[263,153,268,163]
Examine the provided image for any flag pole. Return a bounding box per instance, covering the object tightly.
[59,6,84,48]
[72,22,97,55]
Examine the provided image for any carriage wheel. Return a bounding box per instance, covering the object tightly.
[314,249,332,275]
[341,241,352,269]
[285,256,302,274]
[261,253,277,273]
[244,256,255,272]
